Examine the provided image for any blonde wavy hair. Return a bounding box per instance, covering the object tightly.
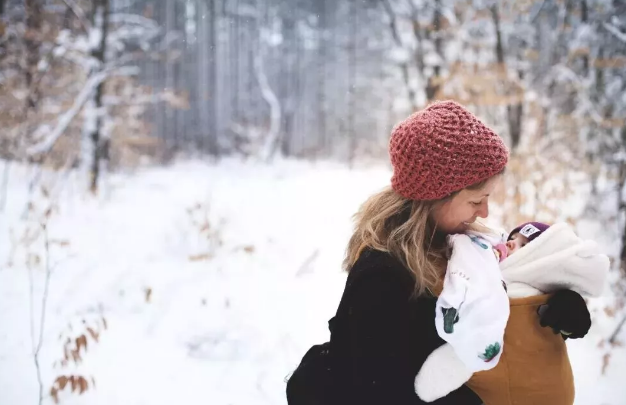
[343,179,497,297]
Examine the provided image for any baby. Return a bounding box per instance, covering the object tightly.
[437,222,549,346]
[417,221,609,404]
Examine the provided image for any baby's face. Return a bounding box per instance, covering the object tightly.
[506,233,530,256]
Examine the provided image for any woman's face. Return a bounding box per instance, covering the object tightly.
[431,176,501,234]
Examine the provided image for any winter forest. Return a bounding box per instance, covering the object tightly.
[1,0,626,404]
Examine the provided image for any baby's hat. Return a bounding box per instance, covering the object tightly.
[508,222,550,242]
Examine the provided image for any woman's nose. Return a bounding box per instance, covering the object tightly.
[477,202,489,218]
[506,240,515,250]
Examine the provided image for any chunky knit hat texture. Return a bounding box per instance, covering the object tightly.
[389,100,509,201]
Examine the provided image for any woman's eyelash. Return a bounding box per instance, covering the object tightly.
[470,201,481,206]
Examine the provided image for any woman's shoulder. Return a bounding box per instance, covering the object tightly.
[347,248,417,297]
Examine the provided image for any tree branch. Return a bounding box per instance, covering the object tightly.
[29,222,53,405]
[108,13,160,29]
[26,66,137,156]
[609,313,626,344]
[254,33,281,162]
[61,0,91,31]
[381,0,403,47]
[530,0,548,23]
[26,72,108,156]
[603,23,626,44]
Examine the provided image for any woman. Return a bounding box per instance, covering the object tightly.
[286,101,591,405]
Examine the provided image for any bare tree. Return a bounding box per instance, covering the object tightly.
[82,0,110,193]
[23,0,43,111]
[425,0,443,102]
[255,24,281,161]
[381,0,417,111]
[347,0,357,164]
[490,2,523,151]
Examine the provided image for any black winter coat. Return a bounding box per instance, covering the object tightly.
[287,248,482,405]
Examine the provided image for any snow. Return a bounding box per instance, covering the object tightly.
[1,158,625,405]
[37,59,50,72]
[388,47,412,64]
[88,6,105,51]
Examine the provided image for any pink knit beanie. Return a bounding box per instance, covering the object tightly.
[389,100,509,201]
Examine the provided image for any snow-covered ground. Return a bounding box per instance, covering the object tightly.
[0,159,624,405]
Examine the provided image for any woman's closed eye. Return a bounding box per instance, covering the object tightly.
[470,201,482,206]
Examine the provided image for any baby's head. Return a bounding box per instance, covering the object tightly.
[506,222,550,255]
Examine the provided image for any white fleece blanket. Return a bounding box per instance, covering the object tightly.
[435,233,510,373]
[414,223,609,403]
[501,223,607,298]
